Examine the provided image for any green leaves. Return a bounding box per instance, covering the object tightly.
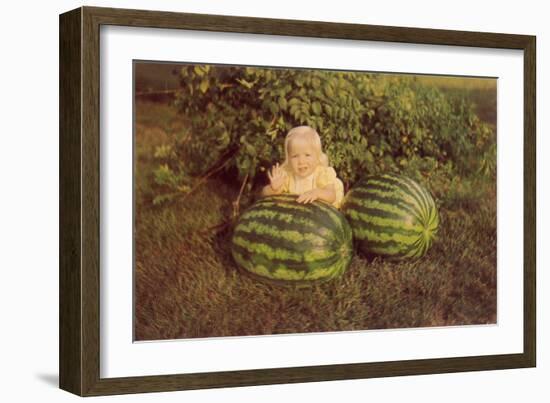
[193,65,210,77]
[199,79,209,93]
[236,78,256,89]
[312,77,321,89]
[153,144,174,159]
[153,164,178,187]
[278,97,288,110]
[311,101,322,115]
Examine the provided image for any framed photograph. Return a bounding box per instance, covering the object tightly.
[59,6,536,396]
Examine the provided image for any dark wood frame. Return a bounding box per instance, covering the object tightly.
[60,6,536,397]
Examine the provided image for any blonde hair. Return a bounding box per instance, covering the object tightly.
[281,126,329,171]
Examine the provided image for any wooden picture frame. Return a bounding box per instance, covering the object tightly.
[59,6,536,396]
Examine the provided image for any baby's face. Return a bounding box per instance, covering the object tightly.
[288,137,318,178]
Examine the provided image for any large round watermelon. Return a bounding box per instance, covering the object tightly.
[231,194,353,284]
[342,173,439,259]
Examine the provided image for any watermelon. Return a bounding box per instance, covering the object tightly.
[342,173,439,259]
[231,194,353,284]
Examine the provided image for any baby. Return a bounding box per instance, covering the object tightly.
[261,126,344,209]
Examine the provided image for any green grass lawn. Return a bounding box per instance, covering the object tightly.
[134,100,496,341]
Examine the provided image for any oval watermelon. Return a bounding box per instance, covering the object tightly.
[342,173,439,259]
[231,194,353,284]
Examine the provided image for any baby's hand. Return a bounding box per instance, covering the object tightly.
[297,189,320,204]
[267,163,286,192]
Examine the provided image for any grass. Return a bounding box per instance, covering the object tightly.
[134,100,497,341]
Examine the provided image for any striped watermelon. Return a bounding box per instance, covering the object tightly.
[342,173,439,259]
[231,194,353,284]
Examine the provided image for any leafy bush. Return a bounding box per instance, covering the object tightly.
[152,65,495,205]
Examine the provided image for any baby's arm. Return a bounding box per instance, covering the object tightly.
[296,184,336,204]
[316,184,336,204]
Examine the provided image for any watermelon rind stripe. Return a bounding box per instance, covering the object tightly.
[231,240,342,274]
[312,201,349,240]
[399,175,434,219]
[251,201,314,217]
[359,239,411,256]
[248,200,342,237]
[351,225,422,245]
[233,251,350,284]
[375,175,429,216]
[231,194,353,283]
[247,200,342,234]
[234,221,331,250]
[343,198,422,224]
[232,227,337,261]
[358,181,426,219]
[348,186,424,220]
[377,175,428,216]
[236,214,331,242]
[359,233,426,255]
[345,208,422,234]
[399,176,430,216]
[232,235,302,261]
[233,234,339,268]
[343,174,438,259]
